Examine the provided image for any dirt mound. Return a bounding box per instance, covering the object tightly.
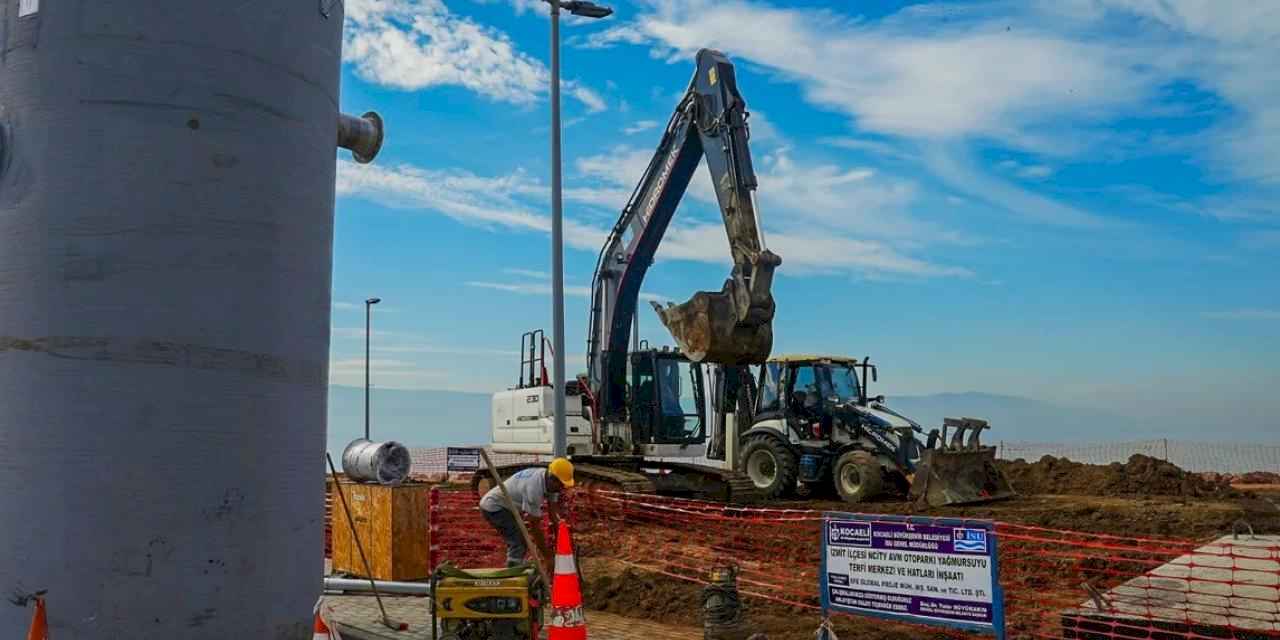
[997,454,1239,498]
[584,566,955,640]
[1202,471,1280,485]
[585,568,703,626]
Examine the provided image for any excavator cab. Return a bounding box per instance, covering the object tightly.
[629,348,706,447]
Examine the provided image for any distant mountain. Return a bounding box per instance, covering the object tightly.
[881,392,1143,442]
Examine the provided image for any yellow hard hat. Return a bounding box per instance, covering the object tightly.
[548,457,575,488]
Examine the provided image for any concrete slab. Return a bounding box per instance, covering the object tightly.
[322,594,701,640]
[1062,534,1280,639]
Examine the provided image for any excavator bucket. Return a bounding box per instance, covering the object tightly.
[653,252,781,364]
[909,418,1017,508]
[653,285,772,364]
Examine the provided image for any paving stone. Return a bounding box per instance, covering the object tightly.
[324,593,701,640]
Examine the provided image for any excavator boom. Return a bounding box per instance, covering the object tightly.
[589,49,781,422]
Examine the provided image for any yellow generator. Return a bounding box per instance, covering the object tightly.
[430,564,547,640]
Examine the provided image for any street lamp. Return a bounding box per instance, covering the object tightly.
[545,0,613,458]
[364,297,381,441]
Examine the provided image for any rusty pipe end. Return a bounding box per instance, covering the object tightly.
[338,111,384,164]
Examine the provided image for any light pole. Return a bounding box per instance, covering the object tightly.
[364,297,381,441]
[546,0,612,458]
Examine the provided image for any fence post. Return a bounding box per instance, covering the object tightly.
[1163,438,1169,462]
[999,440,1005,459]
[428,486,440,572]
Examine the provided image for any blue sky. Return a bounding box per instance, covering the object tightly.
[328,0,1278,434]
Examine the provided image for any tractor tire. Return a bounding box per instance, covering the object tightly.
[740,434,798,499]
[834,450,885,504]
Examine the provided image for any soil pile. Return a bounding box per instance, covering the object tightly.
[584,566,955,640]
[1202,471,1280,485]
[997,454,1239,498]
[585,568,702,626]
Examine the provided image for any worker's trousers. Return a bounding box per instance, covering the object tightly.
[481,507,527,567]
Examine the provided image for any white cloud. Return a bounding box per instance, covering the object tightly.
[1201,309,1280,320]
[503,268,551,279]
[333,301,398,312]
[1101,1,1280,185]
[338,155,969,278]
[343,0,606,111]
[588,0,1280,231]
[466,280,672,303]
[468,280,592,298]
[923,145,1106,228]
[329,357,447,389]
[819,137,916,163]
[372,345,519,357]
[336,159,609,251]
[333,327,405,340]
[571,143,978,260]
[603,1,1156,143]
[623,120,660,135]
[565,80,608,113]
[572,24,652,49]
[997,159,1054,180]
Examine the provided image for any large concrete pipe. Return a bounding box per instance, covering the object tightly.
[341,439,412,485]
[0,2,377,637]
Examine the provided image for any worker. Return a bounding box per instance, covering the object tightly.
[479,457,575,568]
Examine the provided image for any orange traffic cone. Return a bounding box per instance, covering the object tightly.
[548,520,587,640]
[313,597,343,640]
[26,595,48,640]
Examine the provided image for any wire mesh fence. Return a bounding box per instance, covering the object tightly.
[414,487,1280,639]
[996,440,1280,475]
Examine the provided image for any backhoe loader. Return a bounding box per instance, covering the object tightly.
[720,355,1017,507]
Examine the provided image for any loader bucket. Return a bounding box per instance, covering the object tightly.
[910,447,1017,507]
[908,417,1017,507]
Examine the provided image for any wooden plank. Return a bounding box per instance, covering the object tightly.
[329,480,433,581]
[367,484,392,580]
[390,484,431,580]
[329,479,355,575]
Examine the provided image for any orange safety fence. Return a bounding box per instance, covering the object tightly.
[324,486,1280,639]
[323,445,1280,636]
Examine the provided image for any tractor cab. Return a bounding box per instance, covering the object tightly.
[754,355,885,443]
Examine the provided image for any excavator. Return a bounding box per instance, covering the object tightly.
[484,49,776,503]
[481,49,1015,508]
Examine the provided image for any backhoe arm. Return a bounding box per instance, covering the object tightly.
[651,49,782,361]
[588,49,781,421]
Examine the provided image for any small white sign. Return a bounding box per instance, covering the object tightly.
[447,447,483,472]
[18,0,39,17]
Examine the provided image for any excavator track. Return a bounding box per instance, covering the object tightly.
[470,461,657,498]
[648,460,764,505]
[574,463,660,495]
[470,458,762,505]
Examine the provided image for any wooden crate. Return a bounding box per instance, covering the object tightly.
[327,479,432,581]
